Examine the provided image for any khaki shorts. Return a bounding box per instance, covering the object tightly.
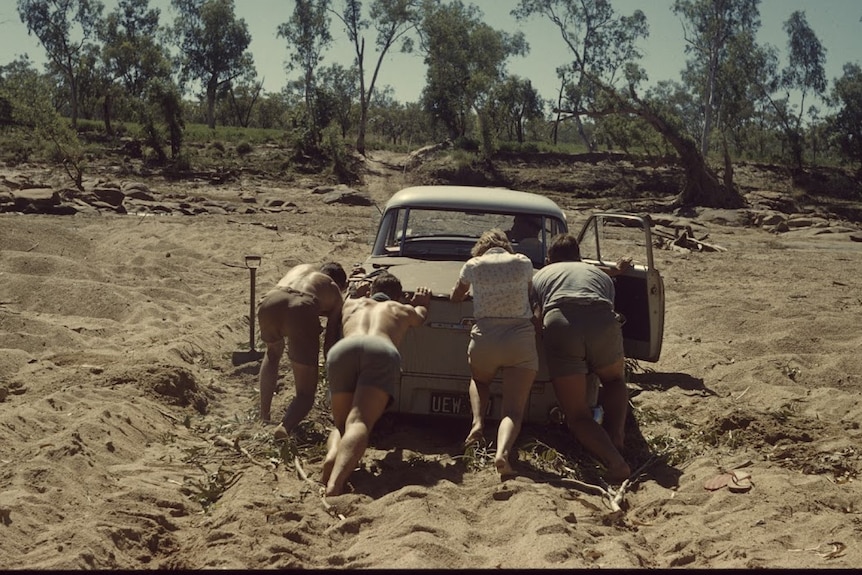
[257,287,321,365]
[542,302,623,378]
[468,318,539,376]
[326,335,400,403]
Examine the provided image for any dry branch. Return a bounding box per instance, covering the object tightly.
[213,434,270,468]
[294,456,345,521]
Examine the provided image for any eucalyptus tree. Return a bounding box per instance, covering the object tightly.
[317,63,359,138]
[172,0,254,129]
[330,0,420,154]
[517,0,745,208]
[99,0,172,134]
[419,0,526,156]
[672,0,760,157]
[0,55,85,186]
[488,75,544,144]
[16,0,105,129]
[770,11,826,169]
[829,63,862,169]
[517,0,646,151]
[277,0,332,144]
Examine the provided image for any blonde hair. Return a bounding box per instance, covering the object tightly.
[471,228,513,257]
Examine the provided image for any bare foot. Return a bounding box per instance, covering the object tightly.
[605,460,631,483]
[320,451,337,486]
[273,424,288,441]
[325,481,345,497]
[495,456,516,477]
[464,425,484,448]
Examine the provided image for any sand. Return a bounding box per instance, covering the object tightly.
[1,153,861,569]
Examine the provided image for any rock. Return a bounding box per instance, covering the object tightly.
[12,187,59,212]
[89,187,126,207]
[786,216,829,228]
[322,190,373,206]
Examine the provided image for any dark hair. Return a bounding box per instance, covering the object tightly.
[547,233,582,263]
[320,261,347,290]
[370,271,403,301]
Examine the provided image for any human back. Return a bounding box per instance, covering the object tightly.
[274,263,343,314]
[532,260,615,311]
[341,271,428,345]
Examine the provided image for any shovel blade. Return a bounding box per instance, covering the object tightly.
[232,349,264,366]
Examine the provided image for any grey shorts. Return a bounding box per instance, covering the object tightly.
[326,335,401,401]
[542,302,623,378]
[468,318,539,375]
[257,287,321,365]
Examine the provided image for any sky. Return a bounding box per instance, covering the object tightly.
[2,0,861,105]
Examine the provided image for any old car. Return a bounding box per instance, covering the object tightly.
[350,185,664,424]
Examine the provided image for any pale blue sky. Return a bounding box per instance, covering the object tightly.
[2,0,861,105]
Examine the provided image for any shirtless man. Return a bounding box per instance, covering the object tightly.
[256,262,347,438]
[320,271,431,496]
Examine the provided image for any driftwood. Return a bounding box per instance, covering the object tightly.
[213,434,271,468]
[294,456,346,521]
[653,226,726,252]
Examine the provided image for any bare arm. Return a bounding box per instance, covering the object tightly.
[323,308,342,359]
[450,279,470,302]
[598,257,633,278]
[322,291,344,358]
[407,287,431,327]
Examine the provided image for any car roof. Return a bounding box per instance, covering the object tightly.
[384,185,566,220]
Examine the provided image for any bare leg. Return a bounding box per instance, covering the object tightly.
[553,370,630,481]
[259,340,284,422]
[321,390,354,486]
[320,427,342,487]
[465,376,492,446]
[279,361,318,434]
[325,385,390,496]
[494,366,535,476]
[595,357,629,451]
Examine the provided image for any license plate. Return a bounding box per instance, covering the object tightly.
[429,392,492,416]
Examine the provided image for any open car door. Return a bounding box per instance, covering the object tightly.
[576,213,665,362]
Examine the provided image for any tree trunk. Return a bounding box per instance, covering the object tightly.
[357,98,368,156]
[103,92,113,137]
[69,75,79,130]
[574,114,595,152]
[624,92,746,209]
[206,76,218,130]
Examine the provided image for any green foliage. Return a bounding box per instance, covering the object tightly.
[829,63,862,169]
[236,141,253,155]
[17,0,104,127]
[172,0,254,129]
[324,126,361,184]
[420,1,526,140]
[185,463,242,510]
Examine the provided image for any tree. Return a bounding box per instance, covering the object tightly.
[278,0,332,144]
[330,0,420,155]
[517,0,745,208]
[829,63,862,169]
[317,63,359,137]
[766,11,827,170]
[419,0,526,155]
[1,55,86,186]
[672,0,760,157]
[17,0,105,129]
[489,75,544,143]
[99,0,172,134]
[172,0,254,129]
[515,0,646,152]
